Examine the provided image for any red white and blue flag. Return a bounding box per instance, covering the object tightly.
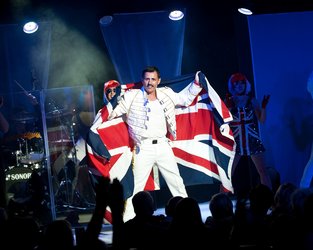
[86,72,235,222]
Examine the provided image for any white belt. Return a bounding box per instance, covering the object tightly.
[139,137,169,145]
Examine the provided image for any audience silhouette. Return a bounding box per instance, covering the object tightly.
[167,197,211,249]
[123,190,167,249]
[3,164,313,250]
[205,192,234,249]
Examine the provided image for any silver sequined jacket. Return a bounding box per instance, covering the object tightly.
[109,83,202,144]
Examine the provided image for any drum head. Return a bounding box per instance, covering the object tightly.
[19,152,44,164]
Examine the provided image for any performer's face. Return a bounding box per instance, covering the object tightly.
[142,71,161,95]
[233,80,246,95]
[105,87,117,101]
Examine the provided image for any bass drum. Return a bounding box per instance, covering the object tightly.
[6,167,50,217]
[5,166,33,200]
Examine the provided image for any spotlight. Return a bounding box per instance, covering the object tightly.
[238,7,253,15]
[169,10,184,21]
[23,21,39,34]
[99,16,113,26]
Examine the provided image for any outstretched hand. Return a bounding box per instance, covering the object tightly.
[261,95,270,109]
[195,71,200,85]
[194,71,205,87]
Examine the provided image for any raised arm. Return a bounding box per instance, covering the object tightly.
[253,95,270,124]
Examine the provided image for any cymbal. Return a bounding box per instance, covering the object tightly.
[20,132,42,140]
[46,108,72,119]
[49,139,72,144]
[11,111,36,122]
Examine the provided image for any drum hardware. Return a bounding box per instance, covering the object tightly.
[46,106,72,120]
[54,123,78,209]
[69,123,78,164]
[16,133,44,168]
[72,165,96,208]
[51,139,72,143]
[49,134,73,203]
[6,165,15,172]
[11,111,36,123]
[15,149,23,166]
[45,104,93,211]
[53,125,94,210]
[46,109,64,120]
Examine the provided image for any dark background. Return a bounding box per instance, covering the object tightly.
[1,0,312,110]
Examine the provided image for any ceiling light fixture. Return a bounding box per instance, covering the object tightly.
[23,21,39,34]
[169,10,184,21]
[238,7,253,15]
[99,16,113,26]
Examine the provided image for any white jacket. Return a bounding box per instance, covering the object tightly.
[109,83,202,144]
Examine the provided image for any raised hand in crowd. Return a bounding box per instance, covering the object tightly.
[76,176,125,250]
[75,176,110,250]
[109,178,126,250]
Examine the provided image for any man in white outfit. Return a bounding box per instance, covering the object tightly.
[108,66,203,221]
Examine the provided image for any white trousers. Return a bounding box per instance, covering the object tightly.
[123,139,188,222]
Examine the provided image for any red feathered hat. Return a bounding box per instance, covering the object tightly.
[104,80,120,92]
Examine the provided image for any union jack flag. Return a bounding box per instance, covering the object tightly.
[86,72,235,222]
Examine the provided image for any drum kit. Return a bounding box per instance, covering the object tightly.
[45,103,95,209]
[4,83,94,216]
[4,112,44,168]
[5,111,45,200]
[4,103,95,211]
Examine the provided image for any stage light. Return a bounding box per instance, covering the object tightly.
[238,7,253,15]
[169,10,184,21]
[99,16,113,26]
[23,21,39,34]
